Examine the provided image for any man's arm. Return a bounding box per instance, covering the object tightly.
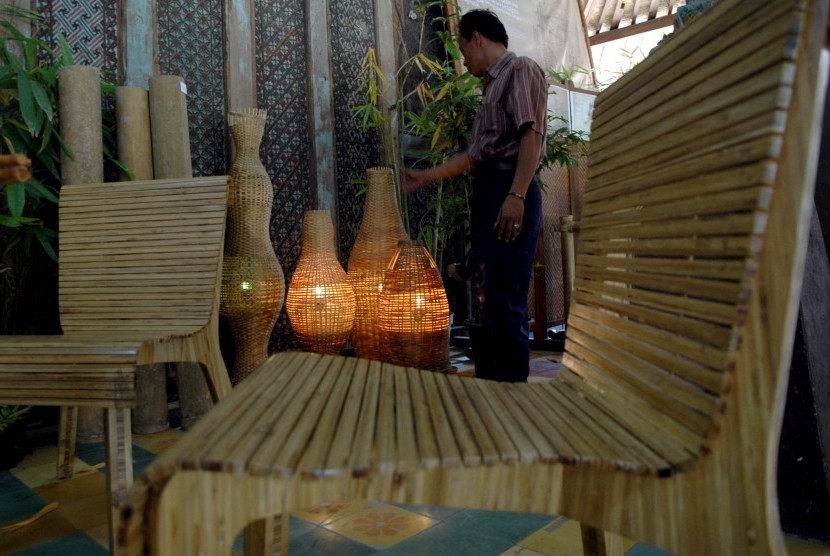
[401,151,473,193]
[495,125,542,241]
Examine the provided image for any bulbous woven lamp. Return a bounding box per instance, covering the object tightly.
[378,240,450,371]
[347,167,408,361]
[219,108,285,384]
[286,210,356,353]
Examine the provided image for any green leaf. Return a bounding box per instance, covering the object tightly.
[33,227,57,261]
[57,34,74,65]
[30,80,53,121]
[6,183,25,218]
[25,179,58,203]
[445,40,461,61]
[39,118,53,152]
[0,215,21,228]
[16,70,37,133]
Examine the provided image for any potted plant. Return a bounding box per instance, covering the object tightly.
[1,6,126,335]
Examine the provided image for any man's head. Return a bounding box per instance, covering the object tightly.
[458,10,508,48]
[457,10,509,77]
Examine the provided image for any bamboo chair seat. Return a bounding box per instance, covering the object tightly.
[118,0,828,553]
[0,176,231,553]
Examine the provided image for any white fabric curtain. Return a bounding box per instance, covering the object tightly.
[455,0,594,87]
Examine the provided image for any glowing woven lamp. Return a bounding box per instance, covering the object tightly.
[378,240,450,371]
[347,167,408,361]
[286,210,356,353]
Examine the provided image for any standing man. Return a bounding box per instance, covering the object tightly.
[402,9,547,382]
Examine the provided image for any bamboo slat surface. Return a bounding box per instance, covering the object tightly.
[0,176,231,554]
[117,0,828,554]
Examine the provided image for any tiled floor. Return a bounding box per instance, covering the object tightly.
[2,351,830,555]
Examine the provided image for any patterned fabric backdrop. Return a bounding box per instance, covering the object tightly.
[330,0,381,259]
[36,0,117,84]
[255,0,313,351]
[37,0,118,182]
[156,0,227,178]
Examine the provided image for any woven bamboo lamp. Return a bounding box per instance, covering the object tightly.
[378,240,450,371]
[220,108,285,384]
[286,210,356,354]
[347,167,408,360]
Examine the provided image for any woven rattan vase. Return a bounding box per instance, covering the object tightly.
[378,240,450,371]
[286,210,356,354]
[220,108,285,384]
[347,167,408,360]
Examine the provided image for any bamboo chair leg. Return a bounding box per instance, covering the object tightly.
[580,523,624,556]
[104,407,133,556]
[57,406,78,480]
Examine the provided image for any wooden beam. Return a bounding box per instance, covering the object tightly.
[588,13,674,46]
[305,0,338,223]
[224,0,257,112]
[374,0,402,168]
[118,0,158,87]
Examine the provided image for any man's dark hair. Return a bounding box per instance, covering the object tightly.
[458,10,509,48]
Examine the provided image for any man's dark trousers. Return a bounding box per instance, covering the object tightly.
[469,163,542,382]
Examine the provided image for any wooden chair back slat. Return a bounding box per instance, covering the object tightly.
[59,177,227,334]
[561,1,811,457]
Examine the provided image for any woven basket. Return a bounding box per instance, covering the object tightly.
[219,108,285,383]
[347,167,408,360]
[286,210,356,354]
[379,240,450,371]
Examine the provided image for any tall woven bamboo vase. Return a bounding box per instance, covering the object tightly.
[286,210,356,353]
[347,167,408,360]
[379,240,451,371]
[219,108,285,384]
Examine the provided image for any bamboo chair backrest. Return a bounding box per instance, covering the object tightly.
[564,0,807,457]
[58,177,228,334]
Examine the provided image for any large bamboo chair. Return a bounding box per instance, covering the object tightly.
[117,0,828,554]
[0,176,231,552]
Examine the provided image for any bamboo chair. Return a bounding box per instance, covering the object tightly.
[0,176,231,552]
[117,0,828,554]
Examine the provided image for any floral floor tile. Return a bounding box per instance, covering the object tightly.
[323,502,437,548]
[293,499,371,525]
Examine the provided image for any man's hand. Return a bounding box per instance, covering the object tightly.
[401,168,430,193]
[495,195,524,241]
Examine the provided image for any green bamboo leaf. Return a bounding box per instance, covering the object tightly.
[25,179,58,203]
[0,215,21,228]
[57,34,74,65]
[33,227,57,261]
[39,118,53,152]
[0,20,25,40]
[30,80,53,121]
[108,157,135,180]
[16,71,37,133]
[445,40,461,61]
[38,149,60,181]
[6,183,25,218]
